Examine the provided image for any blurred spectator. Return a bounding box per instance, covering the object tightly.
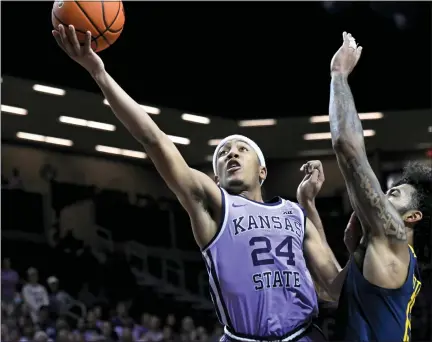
[120,327,133,342]
[74,318,86,335]
[133,313,149,340]
[208,323,223,342]
[84,310,102,340]
[178,316,195,342]
[93,305,103,327]
[195,326,208,342]
[111,302,130,329]
[100,321,118,342]
[140,316,163,342]
[35,306,56,339]
[34,330,50,342]
[1,258,19,303]
[165,314,176,329]
[22,268,49,323]
[2,323,10,341]
[47,276,73,315]
[161,326,175,342]
[56,329,71,342]
[55,318,70,334]
[8,167,23,190]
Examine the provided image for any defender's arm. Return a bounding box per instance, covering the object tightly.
[304,218,346,301]
[93,71,221,247]
[329,74,407,250]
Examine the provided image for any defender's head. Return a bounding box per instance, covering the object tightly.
[212,135,267,193]
[386,162,432,231]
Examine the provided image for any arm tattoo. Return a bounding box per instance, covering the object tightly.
[329,74,407,243]
[329,74,364,142]
[347,157,407,241]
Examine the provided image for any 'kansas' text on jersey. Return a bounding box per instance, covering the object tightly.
[201,188,318,337]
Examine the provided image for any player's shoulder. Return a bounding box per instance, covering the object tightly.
[360,241,416,290]
[280,197,307,215]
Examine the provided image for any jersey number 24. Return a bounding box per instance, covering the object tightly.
[249,236,296,266]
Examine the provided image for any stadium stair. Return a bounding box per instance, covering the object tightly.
[123,239,213,312]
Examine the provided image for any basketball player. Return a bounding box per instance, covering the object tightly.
[328,32,432,341]
[53,25,347,341]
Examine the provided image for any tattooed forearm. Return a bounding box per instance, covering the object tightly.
[329,74,407,243]
[347,157,407,241]
[329,74,364,145]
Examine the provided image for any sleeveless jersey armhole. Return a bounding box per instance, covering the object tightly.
[350,246,420,294]
[201,187,229,252]
[294,202,307,249]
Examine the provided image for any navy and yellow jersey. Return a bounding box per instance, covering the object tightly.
[334,245,422,342]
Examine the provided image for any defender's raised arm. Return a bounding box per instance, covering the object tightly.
[53,25,221,248]
[328,32,407,249]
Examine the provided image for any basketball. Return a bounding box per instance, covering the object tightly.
[52,0,125,53]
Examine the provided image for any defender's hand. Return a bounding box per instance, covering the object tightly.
[330,32,362,77]
[344,213,362,254]
[52,24,105,76]
[297,160,325,203]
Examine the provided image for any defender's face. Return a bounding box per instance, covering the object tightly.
[215,139,265,191]
[386,183,417,215]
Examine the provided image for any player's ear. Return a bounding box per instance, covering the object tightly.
[402,210,423,224]
[259,166,267,183]
[214,175,220,185]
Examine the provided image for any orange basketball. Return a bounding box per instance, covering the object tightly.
[52,0,125,53]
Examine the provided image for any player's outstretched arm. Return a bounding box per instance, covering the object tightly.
[304,219,345,301]
[329,32,407,250]
[52,25,221,248]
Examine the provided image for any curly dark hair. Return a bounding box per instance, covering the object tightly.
[394,161,432,231]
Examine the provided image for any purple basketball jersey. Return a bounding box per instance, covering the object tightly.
[202,188,318,337]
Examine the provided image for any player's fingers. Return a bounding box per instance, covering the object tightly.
[300,164,307,172]
[313,160,325,180]
[310,169,319,183]
[356,46,363,62]
[83,31,92,54]
[58,25,75,56]
[52,30,67,52]
[67,25,81,55]
[306,160,322,172]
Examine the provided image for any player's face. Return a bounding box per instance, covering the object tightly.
[385,183,421,220]
[215,140,266,192]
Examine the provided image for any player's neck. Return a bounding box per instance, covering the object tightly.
[238,189,263,203]
[406,228,414,246]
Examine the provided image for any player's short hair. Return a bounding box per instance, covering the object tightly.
[394,161,432,231]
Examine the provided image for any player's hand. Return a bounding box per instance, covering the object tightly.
[330,32,362,77]
[52,24,105,76]
[344,213,362,254]
[296,160,325,203]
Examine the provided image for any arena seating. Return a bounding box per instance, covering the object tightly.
[2,182,431,341]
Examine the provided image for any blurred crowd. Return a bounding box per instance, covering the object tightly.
[1,258,223,342]
[1,169,431,342]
